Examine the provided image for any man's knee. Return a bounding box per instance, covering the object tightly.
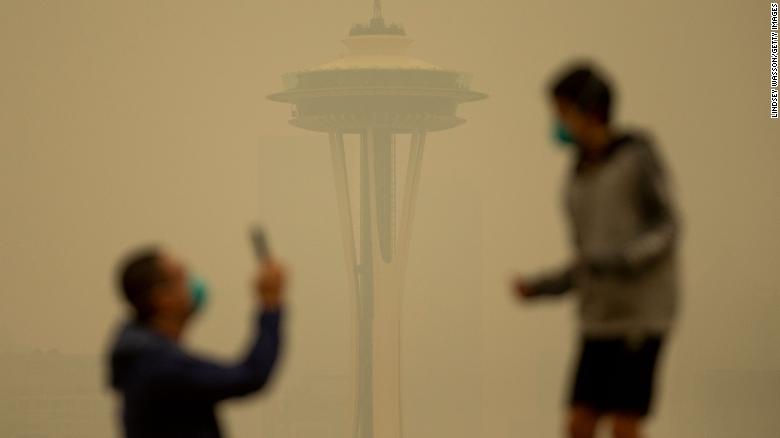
[568,406,599,438]
[612,414,641,438]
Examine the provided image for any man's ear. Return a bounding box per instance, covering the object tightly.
[146,286,169,314]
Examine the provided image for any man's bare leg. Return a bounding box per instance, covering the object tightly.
[568,405,599,438]
[612,414,641,438]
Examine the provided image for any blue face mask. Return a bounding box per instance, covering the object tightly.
[188,276,209,314]
[553,119,576,147]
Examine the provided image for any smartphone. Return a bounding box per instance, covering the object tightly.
[250,225,271,261]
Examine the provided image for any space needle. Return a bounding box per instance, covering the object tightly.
[268,1,486,436]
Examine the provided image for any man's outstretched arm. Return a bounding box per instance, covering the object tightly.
[145,309,283,403]
[517,263,576,298]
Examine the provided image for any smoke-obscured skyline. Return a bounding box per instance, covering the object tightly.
[0,1,778,437]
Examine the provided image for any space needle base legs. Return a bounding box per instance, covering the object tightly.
[328,129,427,438]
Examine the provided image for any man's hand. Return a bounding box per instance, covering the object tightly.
[512,277,534,300]
[255,260,286,311]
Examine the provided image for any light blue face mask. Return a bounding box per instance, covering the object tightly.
[553,119,576,147]
[188,276,209,314]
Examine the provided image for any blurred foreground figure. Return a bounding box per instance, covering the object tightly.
[107,247,285,438]
[514,64,680,438]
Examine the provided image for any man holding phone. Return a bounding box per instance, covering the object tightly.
[107,237,285,438]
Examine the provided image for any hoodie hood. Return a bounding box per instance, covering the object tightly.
[573,129,654,174]
[108,321,172,390]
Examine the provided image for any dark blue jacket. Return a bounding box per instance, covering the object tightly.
[108,311,282,438]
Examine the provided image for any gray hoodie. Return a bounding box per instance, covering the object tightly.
[527,131,680,338]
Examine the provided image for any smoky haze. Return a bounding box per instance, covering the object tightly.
[0,1,778,437]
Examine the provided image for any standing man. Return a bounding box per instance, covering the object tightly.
[514,64,680,438]
[108,247,285,438]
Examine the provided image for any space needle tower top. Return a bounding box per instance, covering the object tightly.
[268,0,486,133]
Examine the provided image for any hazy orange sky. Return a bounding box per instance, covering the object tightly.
[1,1,778,437]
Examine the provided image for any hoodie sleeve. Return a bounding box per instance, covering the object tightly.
[587,142,679,274]
[524,264,576,297]
[623,145,679,270]
[145,310,283,403]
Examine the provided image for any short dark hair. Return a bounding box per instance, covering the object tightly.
[550,63,613,123]
[117,247,162,321]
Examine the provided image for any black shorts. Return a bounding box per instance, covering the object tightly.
[570,335,664,417]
